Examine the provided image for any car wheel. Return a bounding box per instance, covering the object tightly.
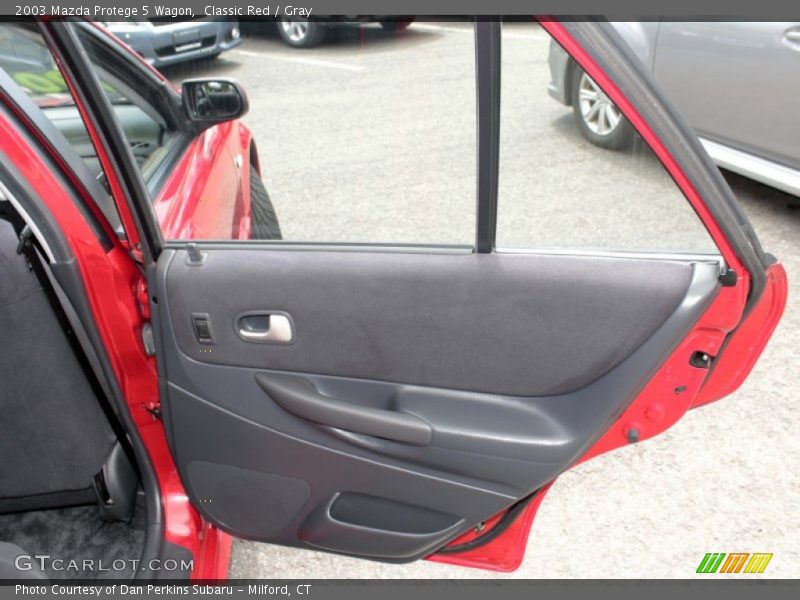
[276,20,326,48]
[379,19,414,33]
[570,67,634,150]
[250,169,282,240]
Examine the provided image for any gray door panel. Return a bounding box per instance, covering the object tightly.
[153,247,719,561]
[654,22,800,170]
[162,249,695,397]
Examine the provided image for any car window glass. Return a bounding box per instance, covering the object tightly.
[0,23,171,185]
[74,25,176,178]
[140,20,478,243]
[497,22,717,254]
[0,23,122,231]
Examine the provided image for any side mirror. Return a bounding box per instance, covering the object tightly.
[182,78,249,124]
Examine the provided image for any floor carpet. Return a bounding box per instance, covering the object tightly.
[0,504,145,580]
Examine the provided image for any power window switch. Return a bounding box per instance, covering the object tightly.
[192,313,214,344]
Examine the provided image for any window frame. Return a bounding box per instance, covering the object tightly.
[42,19,164,258]
[474,21,501,253]
[72,22,197,199]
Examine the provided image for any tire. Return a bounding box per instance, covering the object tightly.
[276,20,326,48]
[570,66,634,150]
[379,19,414,33]
[250,169,282,240]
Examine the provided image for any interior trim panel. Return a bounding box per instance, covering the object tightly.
[153,248,720,561]
[162,249,698,397]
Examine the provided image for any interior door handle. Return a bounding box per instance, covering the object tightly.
[255,373,433,446]
[237,312,293,343]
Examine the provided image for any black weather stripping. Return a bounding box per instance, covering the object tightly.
[474,21,501,253]
[437,489,539,555]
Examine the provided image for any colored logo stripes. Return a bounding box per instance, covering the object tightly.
[696,553,773,574]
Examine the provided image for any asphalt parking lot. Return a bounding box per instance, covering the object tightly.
[164,21,800,578]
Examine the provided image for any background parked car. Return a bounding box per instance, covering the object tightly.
[548,22,800,197]
[242,17,414,48]
[105,19,241,67]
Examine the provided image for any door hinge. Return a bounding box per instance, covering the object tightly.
[134,278,156,356]
[143,402,162,421]
[119,239,145,266]
[141,322,156,356]
[135,277,151,320]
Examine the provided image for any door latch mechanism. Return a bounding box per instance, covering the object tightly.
[689,351,713,369]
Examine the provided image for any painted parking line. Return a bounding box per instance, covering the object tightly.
[411,22,547,41]
[231,49,364,72]
[411,23,475,34]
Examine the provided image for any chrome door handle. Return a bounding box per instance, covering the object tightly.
[237,312,294,344]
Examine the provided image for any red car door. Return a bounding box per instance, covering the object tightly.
[29,18,786,573]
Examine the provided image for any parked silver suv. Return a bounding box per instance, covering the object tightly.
[548,22,800,196]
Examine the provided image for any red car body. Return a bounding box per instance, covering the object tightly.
[153,121,255,241]
[0,18,787,579]
[95,21,257,242]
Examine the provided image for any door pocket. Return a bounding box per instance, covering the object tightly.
[298,493,464,560]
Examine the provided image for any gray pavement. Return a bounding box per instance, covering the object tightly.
[164,21,800,578]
